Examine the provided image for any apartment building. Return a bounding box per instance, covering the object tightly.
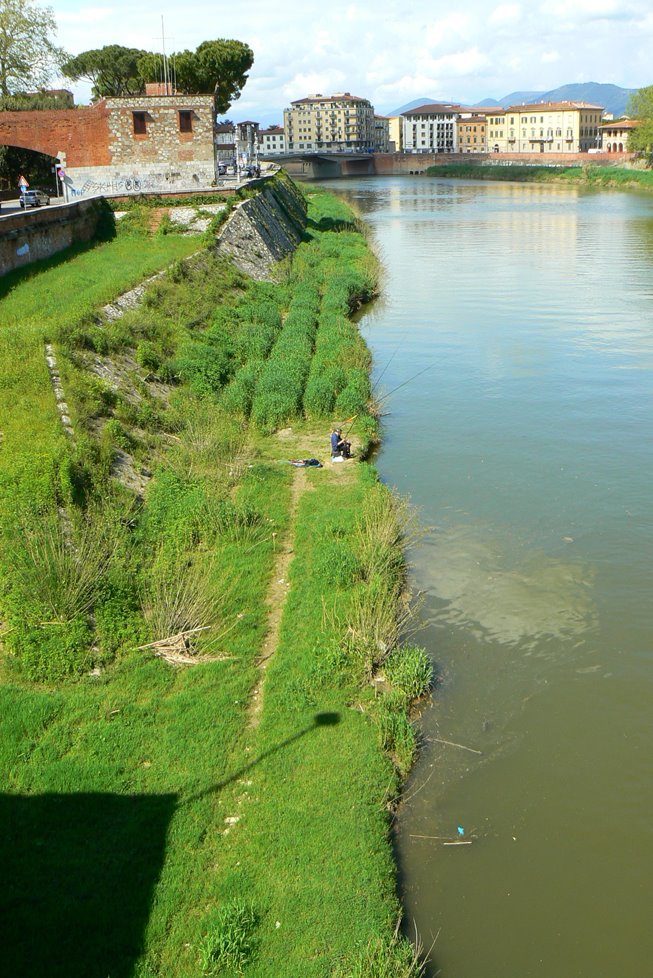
[259,125,286,155]
[373,115,390,153]
[484,102,603,154]
[456,115,487,153]
[283,93,375,151]
[600,119,638,153]
[402,104,462,153]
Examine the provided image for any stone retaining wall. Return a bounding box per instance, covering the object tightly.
[0,199,109,277]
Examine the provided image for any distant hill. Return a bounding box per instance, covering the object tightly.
[484,83,636,116]
[387,83,637,119]
[389,97,461,115]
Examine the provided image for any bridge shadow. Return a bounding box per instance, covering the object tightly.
[0,712,340,977]
[0,791,176,978]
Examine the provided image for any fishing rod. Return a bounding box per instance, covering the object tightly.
[375,363,434,409]
[371,343,401,395]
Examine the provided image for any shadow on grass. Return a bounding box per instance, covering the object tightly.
[0,791,176,978]
[305,216,358,234]
[0,713,341,977]
[184,711,341,805]
[0,237,107,303]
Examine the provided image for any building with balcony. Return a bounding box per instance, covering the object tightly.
[283,93,375,152]
[402,103,462,153]
[456,115,487,153]
[373,115,390,153]
[484,102,604,154]
[600,119,638,153]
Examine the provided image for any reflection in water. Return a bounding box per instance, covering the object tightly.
[421,524,595,648]
[332,175,653,978]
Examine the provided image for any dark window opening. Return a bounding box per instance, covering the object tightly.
[179,111,193,133]
[133,112,147,135]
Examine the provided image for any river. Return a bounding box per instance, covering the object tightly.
[333,176,653,978]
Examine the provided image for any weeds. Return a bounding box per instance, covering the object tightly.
[332,933,427,978]
[197,901,258,975]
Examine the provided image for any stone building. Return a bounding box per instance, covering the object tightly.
[283,93,375,152]
[0,88,219,198]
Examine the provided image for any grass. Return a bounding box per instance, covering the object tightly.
[0,176,431,978]
[427,161,653,191]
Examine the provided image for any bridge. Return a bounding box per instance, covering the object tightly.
[262,153,376,179]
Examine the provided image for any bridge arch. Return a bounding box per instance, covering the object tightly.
[0,104,111,167]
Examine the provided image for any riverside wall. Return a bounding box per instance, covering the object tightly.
[372,151,635,174]
[0,199,110,278]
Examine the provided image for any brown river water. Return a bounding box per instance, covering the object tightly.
[333,175,653,978]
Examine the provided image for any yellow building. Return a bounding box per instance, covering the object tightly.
[456,115,487,153]
[600,119,638,153]
[387,116,403,152]
[484,102,604,154]
[283,93,375,152]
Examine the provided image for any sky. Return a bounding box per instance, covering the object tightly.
[51,0,653,122]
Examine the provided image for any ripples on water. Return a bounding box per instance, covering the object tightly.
[338,177,653,978]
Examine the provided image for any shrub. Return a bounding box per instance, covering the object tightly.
[384,645,433,702]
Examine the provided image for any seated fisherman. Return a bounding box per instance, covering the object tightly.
[330,427,351,459]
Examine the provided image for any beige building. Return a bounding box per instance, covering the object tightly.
[484,102,604,154]
[387,115,403,152]
[457,115,487,153]
[284,93,375,152]
[600,119,638,153]
[402,103,461,153]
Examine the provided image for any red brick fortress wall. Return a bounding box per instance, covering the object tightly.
[0,103,111,166]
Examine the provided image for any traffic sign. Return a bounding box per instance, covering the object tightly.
[18,175,29,187]
[57,168,65,179]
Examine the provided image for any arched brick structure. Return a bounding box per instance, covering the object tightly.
[0,103,111,165]
[1,95,217,196]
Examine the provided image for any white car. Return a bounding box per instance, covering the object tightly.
[20,189,50,208]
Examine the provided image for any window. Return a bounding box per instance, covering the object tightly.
[179,110,193,133]
[132,112,147,135]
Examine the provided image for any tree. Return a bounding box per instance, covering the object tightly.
[627,86,653,159]
[61,46,148,98]
[138,39,254,112]
[0,0,66,96]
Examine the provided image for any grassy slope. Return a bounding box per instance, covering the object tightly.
[426,161,653,191]
[0,187,425,978]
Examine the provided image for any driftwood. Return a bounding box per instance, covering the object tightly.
[136,627,234,666]
[432,737,483,755]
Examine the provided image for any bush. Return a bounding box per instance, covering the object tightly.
[384,645,432,702]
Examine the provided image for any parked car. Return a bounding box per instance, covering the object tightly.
[20,189,50,208]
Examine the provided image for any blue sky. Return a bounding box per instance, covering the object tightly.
[51,0,652,121]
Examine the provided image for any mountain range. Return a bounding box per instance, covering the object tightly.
[389,82,636,119]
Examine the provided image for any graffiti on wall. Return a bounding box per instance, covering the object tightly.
[67,169,210,198]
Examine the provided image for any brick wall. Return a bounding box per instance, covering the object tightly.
[0,103,111,166]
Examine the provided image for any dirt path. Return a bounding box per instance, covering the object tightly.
[247,426,362,727]
[247,465,307,727]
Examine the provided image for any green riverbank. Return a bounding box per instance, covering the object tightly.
[426,161,653,191]
[0,175,430,977]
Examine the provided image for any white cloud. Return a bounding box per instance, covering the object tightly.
[48,0,653,118]
[489,4,522,26]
